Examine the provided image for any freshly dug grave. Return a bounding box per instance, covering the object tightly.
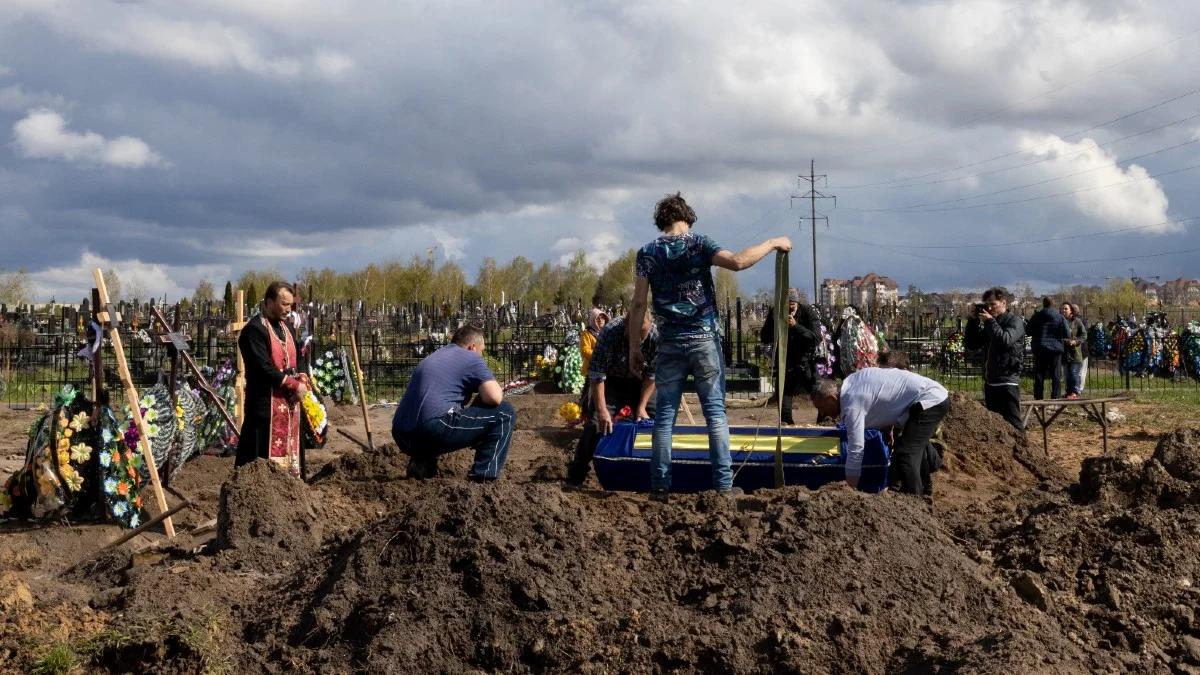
[241,481,1085,674]
[981,428,1200,672]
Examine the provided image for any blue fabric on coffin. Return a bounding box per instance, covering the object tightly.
[593,420,890,493]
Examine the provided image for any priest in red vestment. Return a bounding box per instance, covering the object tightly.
[235,281,311,478]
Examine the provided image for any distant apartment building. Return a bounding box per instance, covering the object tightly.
[821,273,899,308]
[1158,277,1200,305]
[820,279,849,306]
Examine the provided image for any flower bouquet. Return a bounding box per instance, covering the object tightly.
[121,383,177,475]
[301,390,329,448]
[559,401,582,426]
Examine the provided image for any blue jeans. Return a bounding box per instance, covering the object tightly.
[393,402,516,479]
[1065,360,1083,396]
[650,336,732,491]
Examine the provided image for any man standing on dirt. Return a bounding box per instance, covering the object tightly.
[1026,297,1068,401]
[629,192,792,501]
[236,282,311,478]
[964,286,1025,430]
[391,325,515,482]
[810,369,949,495]
[565,310,659,488]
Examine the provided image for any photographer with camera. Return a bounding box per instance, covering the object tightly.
[964,286,1026,430]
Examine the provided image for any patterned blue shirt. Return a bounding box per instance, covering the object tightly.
[588,316,659,381]
[635,231,724,342]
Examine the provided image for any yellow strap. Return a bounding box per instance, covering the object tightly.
[634,433,838,454]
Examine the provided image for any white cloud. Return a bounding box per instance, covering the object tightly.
[0,64,11,77]
[421,225,468,262]
[552,230,625,270]
[29,251,230,303]
[12,109,166,169]
[1018,134,1173,231]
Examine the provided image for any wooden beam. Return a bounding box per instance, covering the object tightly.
[92,268,175,539]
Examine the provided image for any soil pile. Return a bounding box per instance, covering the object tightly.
[216,460,324,567]
[242,482,1083,674]
[939,392,1068,485]
[983,428,1200,672]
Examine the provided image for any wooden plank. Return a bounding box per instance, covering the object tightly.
[91,268,176,539]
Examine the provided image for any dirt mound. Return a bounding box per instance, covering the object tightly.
[939,393,1068,485]
[980,428,1200,671]
[310,443,409,484]
[242,482,1083,673]
[1076,428,1200,508]
[216,460,323,567]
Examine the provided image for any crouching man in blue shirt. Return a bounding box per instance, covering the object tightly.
[810,368,950,496]
[391,325,515,482]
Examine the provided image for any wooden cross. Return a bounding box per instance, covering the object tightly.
[229,290,247,430]
[148,305,237,435]
[92,268,175,539]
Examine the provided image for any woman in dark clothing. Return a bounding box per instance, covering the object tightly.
[759,288,821,425]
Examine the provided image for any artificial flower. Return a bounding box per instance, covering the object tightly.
[61,468,83,492]
[70,443,91,464]
[104,478,118,495]
[99,450,111,468]
[129,512,140,528]
[113,501,127,516]
[69,412,89,432]
[117,481,129,497]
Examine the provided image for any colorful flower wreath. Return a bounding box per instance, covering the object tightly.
[556,332,585,395]
[312,348,357,404]
[198,359,239,455]
[1,387,97,520]
[97,406,147,529]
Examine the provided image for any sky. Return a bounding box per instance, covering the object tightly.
[2,0,1200,302]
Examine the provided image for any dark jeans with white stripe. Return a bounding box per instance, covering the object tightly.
[393,401,516,479]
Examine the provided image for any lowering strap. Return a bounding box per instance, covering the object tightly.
[773,251,789,488]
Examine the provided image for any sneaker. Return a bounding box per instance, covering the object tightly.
[649,488,670,503]
[717,487,743,499]
[407,456,437,480]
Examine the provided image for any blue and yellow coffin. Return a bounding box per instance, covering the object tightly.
[593,421,890,493]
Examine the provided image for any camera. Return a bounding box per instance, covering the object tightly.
[973,302,987,314]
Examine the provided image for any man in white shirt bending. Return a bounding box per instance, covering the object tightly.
[810,368,950,495]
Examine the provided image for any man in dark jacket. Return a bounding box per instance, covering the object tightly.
[1026,296,1068,400]
[759,288,821,425]
[964,286,1026,430]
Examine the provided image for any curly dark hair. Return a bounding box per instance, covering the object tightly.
[653,192,697,232]
[981,286,1010,302]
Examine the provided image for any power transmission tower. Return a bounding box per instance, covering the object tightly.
[790,160,836,304]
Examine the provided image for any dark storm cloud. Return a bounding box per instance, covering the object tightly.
[0,0,1198,300]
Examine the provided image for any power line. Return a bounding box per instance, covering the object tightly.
[857,136,1200,212]
[834,216,1197,250]
[824,234,1200,265]
[849,110,1200,193]
[854,24,1200,157]
[840,83,1200,189]
[844,160,1200,213]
